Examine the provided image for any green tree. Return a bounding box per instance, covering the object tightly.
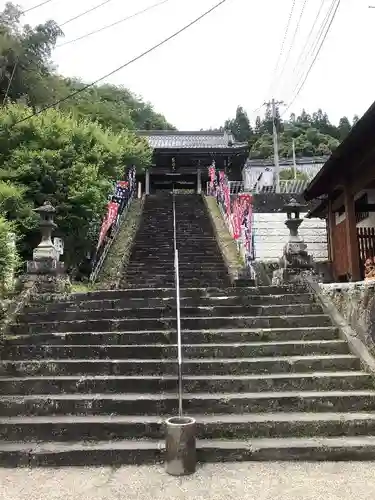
[0,2,62,108]
[0,104,152,269]
[280,168,309,181]
[0,4,174,133]
[338,116,351,141]
[238,105,358,159]
[225,106,253,142]
[63,82,175,133]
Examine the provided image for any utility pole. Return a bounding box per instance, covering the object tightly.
[264,99,285,193]
[292,139,297,180]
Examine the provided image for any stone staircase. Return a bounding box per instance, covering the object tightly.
[1,192,375,465]
[1,284,375,465]
[122,193,230,288]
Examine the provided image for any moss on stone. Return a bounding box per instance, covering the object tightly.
[203,196,244,282]
[320,282,375,357]
[95,198,144,290]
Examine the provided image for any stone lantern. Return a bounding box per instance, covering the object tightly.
[26,201,70,293]
[272,198,314,285]
[32,201,58,262]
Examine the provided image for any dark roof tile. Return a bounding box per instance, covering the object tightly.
[137,130,248,149]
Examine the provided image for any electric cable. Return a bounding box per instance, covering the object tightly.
[2,0,55,104]
[8,0,230,127]
[56,0,171,48]
[22,0,53,14]
[283,0,341,116]
[60,0,115,27]
[276,0,309,96]
[286,0,326,90]
[267,0,297,98]
[284,0,334,103]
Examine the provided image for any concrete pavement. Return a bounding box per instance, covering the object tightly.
[1,462,375,500]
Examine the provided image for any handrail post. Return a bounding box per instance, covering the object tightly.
[165,190,196,476]
[172,190,182,416]
[174,248,183,417]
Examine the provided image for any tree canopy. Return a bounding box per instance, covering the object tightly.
[224,105,357,159]
[0,2,170,275]
[0,2,175,132]
[0,104,152,270]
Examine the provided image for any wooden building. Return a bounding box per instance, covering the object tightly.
[304,101,375,282]
[138,130,249,193]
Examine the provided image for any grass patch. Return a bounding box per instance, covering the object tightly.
[205,196,244,271]
[95,198,144,289]
[70,282,93,293]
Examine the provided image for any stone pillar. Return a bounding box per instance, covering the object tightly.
[344,185,361,281]
[197,168,202,194]
[26,201,70,294]
[272,198,314,285]
[145,169,150,195]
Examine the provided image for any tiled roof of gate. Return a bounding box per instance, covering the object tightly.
[137,130,248,149]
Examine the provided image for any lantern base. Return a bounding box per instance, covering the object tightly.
[26,259,70,294]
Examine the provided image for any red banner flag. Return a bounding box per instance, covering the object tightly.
[96,201,119,249]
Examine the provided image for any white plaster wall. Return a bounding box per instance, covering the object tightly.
[253,213,328,261]
[356,189,375,228]
[334,190,375,228]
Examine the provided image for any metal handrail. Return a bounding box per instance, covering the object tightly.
[172,189,183,417]
[89,189,135,284]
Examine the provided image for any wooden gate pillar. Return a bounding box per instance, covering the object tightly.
[343,185,361,281]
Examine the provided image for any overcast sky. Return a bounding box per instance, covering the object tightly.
[11,0,375,130]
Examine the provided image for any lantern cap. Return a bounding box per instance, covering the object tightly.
[34,201,56,214]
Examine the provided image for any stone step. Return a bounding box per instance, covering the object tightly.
[128,254,223,261]
[2,390,375,416]
[124,271,230,280]
[126,264,227,272]
[0,372,371,395]
[10,314,332,335]
[18,304,324,323]
[2,412,375,443]
[28,285,309,304]
[7,327,339,346]
[4,435,375,466]
[129,251,221,257]
[0,355,360,377]
[123,280,231,289]
[23,294,317,314]
[134,235,217,240]
[3,340,349,360]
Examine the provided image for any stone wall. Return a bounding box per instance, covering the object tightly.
[250,193,328,262]
[319,281,375,355]
[253,212,328,262]
[251,193,319,213]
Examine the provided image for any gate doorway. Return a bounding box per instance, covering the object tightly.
[151,173,197,192]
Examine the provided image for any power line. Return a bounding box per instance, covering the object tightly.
[22,0,53,14]
[2,60,18,106]
[3,0,54,104]
[60,0,115,27]
[283,0,326,95]
[267,0,297,98]
[283,0,341,116]
[9,0,230,128]
[276,0,309,96]
[56,0,170,48]
[284,0,337,107]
